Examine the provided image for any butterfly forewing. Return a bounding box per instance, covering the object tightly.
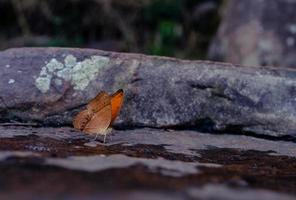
[83,104,112,135]
[110,89,124,124]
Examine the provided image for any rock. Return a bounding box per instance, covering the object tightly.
[187,185,296,200]
[208,0,296,68]
[0,126,295,199]
[0,48,296,137]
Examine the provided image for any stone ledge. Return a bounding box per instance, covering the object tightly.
[0,126,295,199]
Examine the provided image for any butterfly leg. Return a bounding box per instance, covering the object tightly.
[103,128,113,143]
[93,133,99,141]
[103,133,107,143]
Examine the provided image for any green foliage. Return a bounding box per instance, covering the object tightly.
[45,36,84,47]
[143,0,182,22]
[148,20,182,56]
[0,0,223,59]
[142,0,223,58]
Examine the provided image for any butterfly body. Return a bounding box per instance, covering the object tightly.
[73,89,124,141]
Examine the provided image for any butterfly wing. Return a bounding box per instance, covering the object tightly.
[110,89,124,124]
[87,91,110,113]
[83,104,112,135]
[73,89,122,134]
[73,110,92,130]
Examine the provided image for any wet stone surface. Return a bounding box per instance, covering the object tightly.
[0,126,295,199]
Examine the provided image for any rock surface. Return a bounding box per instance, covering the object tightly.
[0,126,295,199]
[1,48,296,137]
[209,0,296,68]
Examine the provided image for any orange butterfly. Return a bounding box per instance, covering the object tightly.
[73,89,124,142]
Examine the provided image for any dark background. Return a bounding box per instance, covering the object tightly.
[0,0,223,59]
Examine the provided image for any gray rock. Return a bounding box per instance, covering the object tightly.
[209,0,296,68]
[0,126,296,199]
[187,184,296,200]
[1,126,296,158]
[0,48,296,137]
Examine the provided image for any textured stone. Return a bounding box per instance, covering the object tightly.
[187,185,296,200]
[1,126,296,157]
[0,48,296,137]
[209,0,296,68]
[0,126,295,199]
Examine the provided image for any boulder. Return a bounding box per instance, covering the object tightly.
[209,0,296,68]
[0,48,296,137]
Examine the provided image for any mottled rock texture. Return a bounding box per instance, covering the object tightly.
[0,48,296,137]
[0,126,295,199]
[209,0,296,68]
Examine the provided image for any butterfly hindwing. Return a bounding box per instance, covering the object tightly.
[73,89,124,136]
[73,110,92,130]
[87,91,110,113]
[83,104,112,135]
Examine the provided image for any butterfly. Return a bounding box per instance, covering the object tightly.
[73,89,124,143]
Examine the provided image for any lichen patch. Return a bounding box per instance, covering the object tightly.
[34,54,110,93]
[35,76,52,93]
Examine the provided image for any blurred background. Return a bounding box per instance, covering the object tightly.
[2,0,295,68]
[0,0,223,60]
